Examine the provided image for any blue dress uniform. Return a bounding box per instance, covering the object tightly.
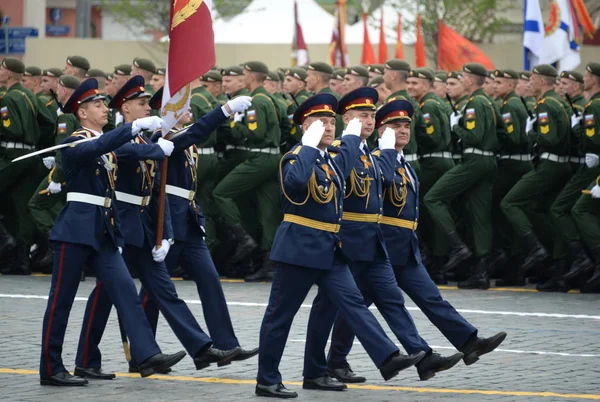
[303,89,433,380]
[136,88,249,356]
[74,78,213,374]
[325,101,484,379]
[255,94,421,398]
[40,79,183,386]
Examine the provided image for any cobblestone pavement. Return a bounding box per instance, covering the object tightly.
[0,275,599,401]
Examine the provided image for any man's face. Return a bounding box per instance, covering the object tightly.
[368,71,380,80]
[20,76,36,92]
[329,78,344,95]
[243,69,253,90]
[202,81,222,98]
[482,77,495,96]
[123,98,151,121]
[554,79,565,97]
[406,77,428,100]
[343,74,364,93]
[433,81,446,99]
[493,77,514,99]
[306,70,320,92]
[131,65,144,77]
[584,71,595,92]
[446,78,464,99]
[112,74,130,92]
[78,100,109,127]
[0,66,9,83]
[63,63,77,75]
[40,76,58,95]
[375,85,390,103]
[56,85,73,104]
[344,109,375,139]
[378,121,411,149]
[515,79,529,97]
[222,75,244,95]
[560,77,581,97]
[302,115,337,148]
[283,76,304,94]
[263,80,278,94]
[383,68,395,89]
[150,74,165,93]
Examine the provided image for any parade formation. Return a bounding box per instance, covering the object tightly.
[1,51,600,398]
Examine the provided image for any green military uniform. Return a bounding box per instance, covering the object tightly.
[265,71,293,154]
[213,62,282,258]
[425,63,499,269]
[501,65,573,275]
[283,68,309,148]
[105,64,132,131]
[308,62,344,137]
[0,58,55,254]
[133,57,157,95]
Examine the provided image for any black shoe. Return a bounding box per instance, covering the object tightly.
[138,351,186,378]
[303,376,347,391]
[416,351,464,381]
[488,249,509,278]
[74,366,115,380]
[563,242,594,281]
[427,256,448,285]
[379,351,426,381]
[128,360,171,374]
[536,259,569,292]
[457,257,490,290]
[255,383,298,398]
[230,224,258,263]
[1,244,31,275]
[581,268,600,293]
[441,232,473,273]
[495,256,526,287]
[461,332,507,365]
[40,371,88,386]
[0,221,16,260]
[231,347,258,362]
[245,253,274,282]
[194,346,241,369]
[327,366,366,383]
[522,232,549,270]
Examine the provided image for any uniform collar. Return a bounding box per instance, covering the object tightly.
[396,151,405,163]
[82,126,103,137]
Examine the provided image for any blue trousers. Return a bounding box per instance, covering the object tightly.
[257,259,399,385]
[304,256,430,377]
[327,257,478,369]
[40,240,160,378]
[75,241,213,368]
[140,224,239,350]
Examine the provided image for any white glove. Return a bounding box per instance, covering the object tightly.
[47,181,62,194]
[342,118,362,137]
[591,185,600,199]
[157,137,174,156]
[571,113,583,128]
[526,116,537,133]
[378,127,396,150]
[224,95,252,115]
[151,239,171,262]
[450,111,462,130]
[585,153,600,168]
[42,156,55,170]
[233,112,244,123]
[301,120,325,148]
[118,246,123,254]
[132,116,164,136]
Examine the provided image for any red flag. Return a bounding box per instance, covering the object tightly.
[378,9,388,63]
[292,0,309,66]
[395,12,404,59]
[361,12,376,65]
[329,0,349,67]
[437,20,494,71]
[415,13,426,67]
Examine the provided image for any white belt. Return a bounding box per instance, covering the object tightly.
[540,152,569,163]
[499,154,532,161]
[166,184,195,201]
[404,154,418,162]
[463,147,495,157]
[569,156,585,164]
[452,153,462,159]
[0,141,35,150]
[115,191,151,206]
[197,148,215,155]
[248,147,280,155]
[421,152,453,159]
[225,145,248,151]
[66,192,112,208]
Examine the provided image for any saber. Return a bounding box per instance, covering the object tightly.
[11,136,99,163]
[446,94,458,114]
[520,96,534,119]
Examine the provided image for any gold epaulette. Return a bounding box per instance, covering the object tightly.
[46,99,54,107]
[538,99,545,104]
[329,151,339,158]
[372,150,381,157]
[331,139,341,148]
[70,129,93,138]
[292,146,302,154]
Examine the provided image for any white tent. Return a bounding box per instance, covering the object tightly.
[345,3,417,46]
[213,0,335,44]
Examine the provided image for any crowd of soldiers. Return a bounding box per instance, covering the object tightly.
[0,54,599,296]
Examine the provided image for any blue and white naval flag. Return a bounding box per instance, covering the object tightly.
[523,0,544,70]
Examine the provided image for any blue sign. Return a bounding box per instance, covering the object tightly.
[0,27,39,39]
[0,39,26,54]
[50,8,63,24]
[46,25,70,36]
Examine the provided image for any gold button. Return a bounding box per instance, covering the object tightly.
[104,211,108,216]
[140,208,144,213]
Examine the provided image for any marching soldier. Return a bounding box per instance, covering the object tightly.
[63,56,89,80]
[255,93,424,398]
[501,64,573,292]
[516,72,537,111]
[39,77,186,386]
[131,57,157,94]
[283,67,310,117]
[150,67,166,94]
[40,68,63,116]
[367,64,385,79]
[329,68,346,96]
[342,66,369,94]
[434,71,448,102]
[368,76,390,104]
[105,64,132,131]
[446,71,469,162]
[200,70,225,103]
[307,62,344,135]
[483,71,495,98]
[424,63,500,288]
[559,71,587,171]
[265,71,293,154]
[22,66,47,102]
[86,68,108,93]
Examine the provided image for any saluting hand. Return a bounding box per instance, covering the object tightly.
[342,118,362,137]
[301,120,325,148]
[378,127,396,150]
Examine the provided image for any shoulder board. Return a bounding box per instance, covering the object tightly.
[538,99,545,104]
[70,129,93,139]
[331,139,341,148]
[292,145,302,154]
[46,99,54,107]
[328,151,339,158]
[372,150,381,157]
[468,97,474,102]
[575,104,585,111]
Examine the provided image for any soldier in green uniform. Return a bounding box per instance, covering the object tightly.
[26,75,81,273]
[383,59,422,175]
[501,64,573,292]
[571,63,600,292]
[201,70,226,104]
[446,71,469,161]
[489,69,533,285]
[558,71,587,171]
[330,68,346,96]
[482,71,495,98]
[40,68,63,116]
[424,63,500,289]
[105,64,132,131]
[132,57,157,95]
[63,55,89,80]
[551,64,600,285]
[368,76,390,105]
[86,68,108,93]
[307,62,344,136]
[282,68,309,148]
[433,71,448,102]
[342,66,369,94]
[22,66,46,101]
[516,72,537,112]
[213,62,281,282]
[0,58,55,274]
[265,71,293,154]
[150,67,166,94]
[367,64,384,80]
[407,68,455,283]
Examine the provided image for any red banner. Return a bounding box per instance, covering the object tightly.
[437,20,494,71]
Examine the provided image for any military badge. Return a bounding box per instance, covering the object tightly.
[540,125,550,134]
[502,113,512,124]
[0,106,8,120]
[58,122,67,134]
[585,114,594,127]
[423,113,431,124]
[247,110,257,122]
[321,163,336,179]
[465,108,475,120]
[360,154,372,169]
[538,112,549,124]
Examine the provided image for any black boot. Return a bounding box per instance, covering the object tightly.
[230,224,258,263]
[536,259,569,292]
[522,232,549,270]
[457,257,490,290]
[1,244,31,275]
[442,232,473,273]
[581,246,600,293]
[563,241,594,281]
[245,252,275,282]
[32,239,54,272]
[0,221,16,260]
[495,254,526,287]
[488,249,509,279]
